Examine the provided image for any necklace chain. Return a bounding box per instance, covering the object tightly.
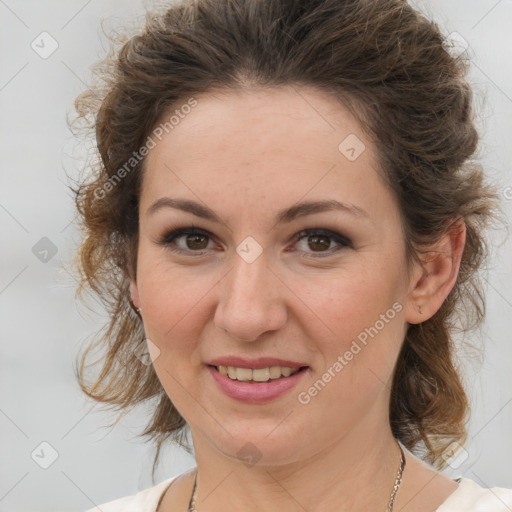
[387,444,406,512]
[188,442,405,512]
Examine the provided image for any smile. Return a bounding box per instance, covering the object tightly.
[207,365,309,403]
[214,365,303,382]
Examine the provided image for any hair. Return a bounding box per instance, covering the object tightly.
[71,0,504,477]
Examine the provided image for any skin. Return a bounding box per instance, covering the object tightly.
[130,85,466,512]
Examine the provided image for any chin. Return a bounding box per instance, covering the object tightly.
[200,423,316,468]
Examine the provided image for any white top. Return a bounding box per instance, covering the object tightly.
[85,475,512,512]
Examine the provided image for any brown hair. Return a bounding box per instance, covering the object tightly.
[71,0,504,474]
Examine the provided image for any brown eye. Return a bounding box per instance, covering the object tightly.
[184,233,209,250]
[159,227,214,254]
[307,234,331,252]
[293,229,352,257]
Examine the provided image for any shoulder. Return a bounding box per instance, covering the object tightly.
[436,478,512,511]
[83,475,178,512]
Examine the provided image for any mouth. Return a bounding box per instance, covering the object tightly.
[207,363,310,403]
[208,364,309,383]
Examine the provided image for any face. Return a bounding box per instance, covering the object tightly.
[131,86,419,466]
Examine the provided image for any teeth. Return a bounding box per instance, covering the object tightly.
[217,365,301,382]
[236,367,252,381]
[269,366,281,379]
[252,367,269,382]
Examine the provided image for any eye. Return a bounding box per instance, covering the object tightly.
[157,227,352,257]
[157,227,215,255]
[291,228,352,257]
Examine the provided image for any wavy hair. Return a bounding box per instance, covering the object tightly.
[70,0,504,475]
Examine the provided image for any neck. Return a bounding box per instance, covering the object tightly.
[190,421,403,512]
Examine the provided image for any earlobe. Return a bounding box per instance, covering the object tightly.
[130,279,141,310]
[404,218,466,325]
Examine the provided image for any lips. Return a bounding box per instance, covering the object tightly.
[206,362,309,404]
[205,356,310,403]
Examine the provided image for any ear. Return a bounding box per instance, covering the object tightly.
[404,217,466,325]
[130,278,141,309]
[126,235,141,309]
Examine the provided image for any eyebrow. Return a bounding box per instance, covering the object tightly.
[146,197,369,224]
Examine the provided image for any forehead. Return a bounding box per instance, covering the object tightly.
[140,85,396,225]
[147,85,370,163]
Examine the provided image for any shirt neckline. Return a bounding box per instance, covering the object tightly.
[435,478,478,511]
[151,475,474,511]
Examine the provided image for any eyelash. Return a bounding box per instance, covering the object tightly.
[157,226,352,258]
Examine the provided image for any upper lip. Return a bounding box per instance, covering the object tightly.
[207,356,308,369]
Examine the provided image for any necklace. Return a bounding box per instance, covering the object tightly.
[187,443,406,512]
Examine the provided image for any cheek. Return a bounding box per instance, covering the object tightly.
[312,266,402,341]
[306,266,405,391]
[136,257,216,354]
[136,259,211,415]
[298,273,404,429]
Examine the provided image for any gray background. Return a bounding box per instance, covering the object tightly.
[0,1,511,511]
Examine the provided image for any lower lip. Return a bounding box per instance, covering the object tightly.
[207,365,309,404]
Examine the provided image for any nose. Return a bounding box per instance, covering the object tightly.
[213,249,288,342]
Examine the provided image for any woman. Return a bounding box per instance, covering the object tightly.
[72,0,511,510]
